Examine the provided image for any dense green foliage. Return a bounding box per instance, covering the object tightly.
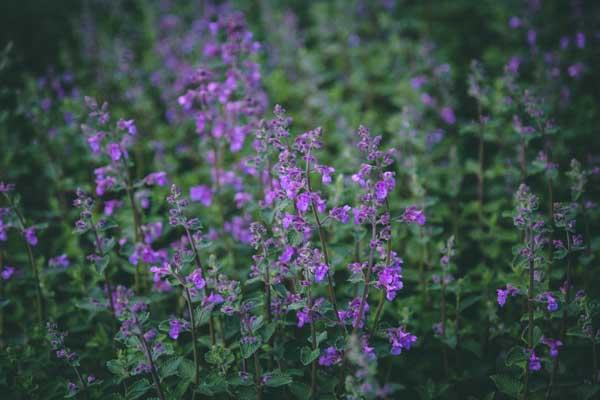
[0,1,599,399]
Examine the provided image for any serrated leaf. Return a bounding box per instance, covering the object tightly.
[94,255,110,274]
[179,358,196,382]
[160,356,182,378]
[264,373,292,387]
[106,359,127,378]
[490,374,520,398]
[126,379,151,400]
[300,347,320,366]
[240,338,262,359]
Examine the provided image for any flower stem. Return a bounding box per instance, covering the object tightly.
[183,287,200,399]
[138,332,166,400]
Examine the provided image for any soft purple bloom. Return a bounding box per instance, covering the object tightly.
[168,319,185,340]
[541,292,559,312]
[330,205,351,224]
[107,143,122,161]
[528,350,541,371]
[279,246,295,263]
[1,266,15,280]
[319,347,342,366]
[314,264,329,283]
[67,382,77,394]
[387,327,417,355]
[318,166,335,184]
[506,57,521,74]
[49,254,70,268]
[0,182,15,193]
[117,119,137,135]
[297,307,311,328]
[568,63,584,78]
[145,171,168,186]
[104,200,123,216]
[508,16,521,29]
[375,181,388,201]
[497,284,519,306]
[411,75,427,90]
[338,297,369,328]
[187,268,206,290]
[576,32,586,48]
[527,29,537,46]
[440,106,456,125]
[296,192,311,213]
[24,227,38,246]
[377,266,403,301]
[401,206,426,225]
[205,293,224,305]
[190,185,213,206]
[542,338,563,358]
[87,132,104,154]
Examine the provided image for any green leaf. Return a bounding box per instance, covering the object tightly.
[106,359,127,379]
[300,347,320,366]
[126,379,151,400]
[458,295,482,312]
[94,255,110,274]
[261,322,277,342]
[490,374,521,399]
[159,356,182,378]
[264,373,292,387]
[316,331,327,346]
[240,338,262,359]
[290,382,311,400]
[179,358,196,382]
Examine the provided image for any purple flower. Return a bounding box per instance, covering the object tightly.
[296,192,311,213]
[506,57,521,74]
[318,166,335,184]
[24,227,38,246]
[187,269,206,290]
[527,29,537,46]
[297,307,311,328]
[190,185,213,206]
[497,284,519,307]
[145,171,168,186]
[576,32,586,49]
[375,181,388,201]
[117,119,137,135]
[338,297,369,328]
[1,266,15,280]
[330,205,351,224]
[314,264,329,283]
[67,382,77,394]
[0,182,15,193]
[401,206,426,225]
[541,292,558,312]
[528,350,541,371]
[87,132,104,154]
[508,16,521,29]
[107,143,122,161]
[377,266,403,301]
[169,319,185,340]
[319,347,342,366]
[104,200,123,216]
[568,63,584,78]
[440,106,456,125]
[49,254,70,269]
[542,338,563,358]
[387,327,417,355]
[279,246,295,263]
